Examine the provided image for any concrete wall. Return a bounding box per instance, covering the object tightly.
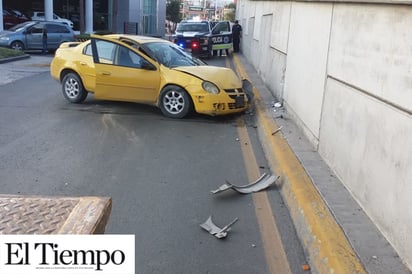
[237,0,412,269]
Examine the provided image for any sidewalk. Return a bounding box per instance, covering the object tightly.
[0,54,53,86]
[233,53,411,274]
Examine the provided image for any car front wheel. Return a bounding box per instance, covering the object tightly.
[159,85,192,118]
[10,41,24,51]
[62,73,88,103]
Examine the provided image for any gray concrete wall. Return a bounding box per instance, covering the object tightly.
[237,0,412,269]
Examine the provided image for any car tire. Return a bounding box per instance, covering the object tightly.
[10,41,24,51]
[62,73,88,103]
[159,85,192,118]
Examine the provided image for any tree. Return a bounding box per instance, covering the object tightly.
[224,3,236,22]
[166,0,181,24]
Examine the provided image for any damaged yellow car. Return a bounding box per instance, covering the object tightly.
[50,34,251,118]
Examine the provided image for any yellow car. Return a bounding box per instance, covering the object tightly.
[50,34,251,118]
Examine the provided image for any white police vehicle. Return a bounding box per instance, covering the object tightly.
[173,20,232,58]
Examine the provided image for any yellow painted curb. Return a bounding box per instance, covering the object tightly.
[233,54,366,274]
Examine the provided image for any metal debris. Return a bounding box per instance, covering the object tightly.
[211,173,279,194]
[242,79,254,101]
[272,126,283,135]
[200,215,239,239]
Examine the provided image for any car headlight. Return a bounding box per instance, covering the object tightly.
[0,37,10,41]
[202,81,220,94]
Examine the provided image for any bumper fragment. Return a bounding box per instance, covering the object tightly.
[211,173,279,194]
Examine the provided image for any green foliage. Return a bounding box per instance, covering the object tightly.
[0,47,25,59]
[224,3,236,22]
[166,0,181,23]
[225,10,235,22]
[75,34,91,42]
[226,2,236,9]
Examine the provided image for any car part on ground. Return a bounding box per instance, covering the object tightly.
[200,216,239,239]
[211,173,279,194]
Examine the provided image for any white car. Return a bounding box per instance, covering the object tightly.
[31,12,74,28]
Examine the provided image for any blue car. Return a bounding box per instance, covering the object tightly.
[0,21,75,51]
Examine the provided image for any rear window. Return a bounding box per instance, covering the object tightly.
[176,22,209,32]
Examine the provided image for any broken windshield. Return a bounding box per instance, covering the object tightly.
[142,42,206,68]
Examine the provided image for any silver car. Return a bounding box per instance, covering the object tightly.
[0,21,75,51]
[30,12,74,29]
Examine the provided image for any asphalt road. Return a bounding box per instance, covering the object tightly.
[0,55,309,273]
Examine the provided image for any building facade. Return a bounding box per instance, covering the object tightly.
[1,0,166,36]
[236,0,412,270]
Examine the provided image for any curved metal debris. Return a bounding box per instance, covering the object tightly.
[200,215,239,239]
[211,173,280,194]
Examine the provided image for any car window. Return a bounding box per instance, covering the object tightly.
[213,22,230,33]
[47,24,70,33]
[37,12,45,17]
[95,40,116,64]
[116,46,145,69]
[28,23,45,34]
[84,43,92,56]
[176,22,209,32]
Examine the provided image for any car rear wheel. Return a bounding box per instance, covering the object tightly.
[159,85,192,118]
[62,73,88,103]
[10,41,24,51]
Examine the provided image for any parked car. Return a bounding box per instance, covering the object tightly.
[31,11,74,28]
[5,8,30,20]
[50,34,251,118]
[0,21,75,51]
[2,9,30,29]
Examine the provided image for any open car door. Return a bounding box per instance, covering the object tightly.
[210,21,232,52]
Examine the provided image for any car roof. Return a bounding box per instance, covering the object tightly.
[180,20,209,24]
[102,34,167,44]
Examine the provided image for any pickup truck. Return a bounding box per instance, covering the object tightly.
[173,20,232,58]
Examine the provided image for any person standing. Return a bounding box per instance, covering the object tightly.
[42,27,48,55]
[232,20,242,53]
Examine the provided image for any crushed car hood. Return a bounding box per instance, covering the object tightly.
[174,66,242,88]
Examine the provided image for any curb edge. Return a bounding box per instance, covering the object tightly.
[233,54,366,274]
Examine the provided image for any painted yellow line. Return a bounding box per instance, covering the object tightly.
[232,54,366,274]
[226,55,291,273]
[236,118,292,274]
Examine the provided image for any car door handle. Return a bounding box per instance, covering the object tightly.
[101,71,111,76]
[80,62,87,66]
